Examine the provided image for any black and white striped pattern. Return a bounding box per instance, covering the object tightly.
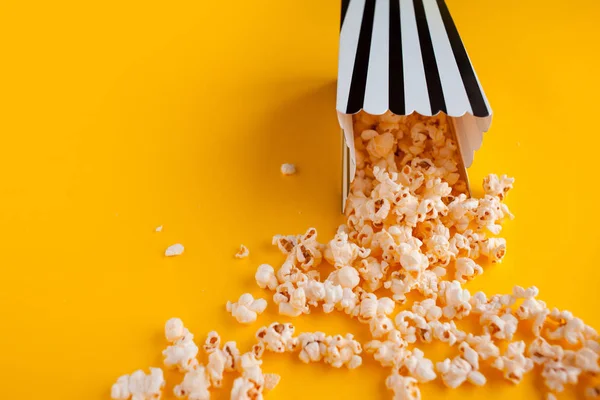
[337,0,491,119]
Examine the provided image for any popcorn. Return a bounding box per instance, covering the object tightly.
[255,264,278,291]
[235,245,249,259]
[436,357,476,388]
[226,293,267,324]
[334,265,361,289]
[263,373,280,392]
[173,365,211,400]
[324,231,369,268]
[465,333,499,360]
[541,360,580,393]
[528,337,563,365]
[203,335,240,388]
[454,257,483,284]
[385,372,421,400]
[280,163,296,175]
[255,322,298,353]
[365,331,409,367]
[439,280,472,320]
[163,318,199,372]
[298,332,327,364]
[203,331,220,354]
[395,311,430,344]
[165,243,184,257]
[481,311,519,341]
[323,333,363,369]
[411,299,442,322]
[155,225,163,232]
[273,282,308,317]
[479,237,507,263]
[401,348,437,383]
[546,308,598,345]
[492,341,534,384]
[429,320,466,346]
[111,368,165,400]
[483,174,514,200]
[512,286,549,337]
[369,314,395,339]
[356,292,395,322]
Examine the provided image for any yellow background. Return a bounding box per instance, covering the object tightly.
[1,0,599,398]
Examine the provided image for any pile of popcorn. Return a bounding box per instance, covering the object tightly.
[111,112,599,399]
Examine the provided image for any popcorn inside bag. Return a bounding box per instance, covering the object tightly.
[111,112,600,400]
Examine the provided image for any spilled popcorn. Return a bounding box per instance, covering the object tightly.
[165,243,184,257]
[235,245,250,259]
[280,163,296,175]
[111,112,599,399]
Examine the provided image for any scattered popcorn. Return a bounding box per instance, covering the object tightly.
[174,365,211,400]
[255,322,298,353]
[235,245,250,259]
[226,293,267,324]
[386,372,421,400]
[110,112,600,400]
[111,368,165,400]
[165,243,185,257]
[492,341,534,384]
[163,318,199,372]
[280,163,296,175]
[255,264,278,291]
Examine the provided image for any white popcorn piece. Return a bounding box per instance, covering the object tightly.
[329,265,361,289]
[235,245,250,259]
[411,299,442,322]
[324,231,370,268]
[163,318,199,372]
[203,331,220,354]
[454,257,483,284]
[479,237,507,263]
[323,333,363,369]
[165,243,185,257]
[365,331,409,367]
[513,286,549,337]
[369,314,395,339]
[492,341,534,384]
[322,281,344,313]
[385,372,421,400]
[483,174,514,200]
[528,337,564,365]
[465,333,499,361]
[226,293,267,324]
[263,373,280,392]
[273,282,308,317]
[111,368,165,400]
[402,348,437,383]
[429,320,466,346]
[155,225,163,232]
[254,264,278,291]
[481,311,519,341]
[280,163,296,175]
[436,357,472,388]
[395,311,431,344]
[356,292,395,322]
[255,322,298,353]
[541,360,581,393]
[298,332,327,364]
[439,280,472,320]
[546,308,598,345]
[174,365,211,400]
[359,257,389,291]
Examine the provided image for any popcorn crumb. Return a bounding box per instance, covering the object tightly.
[165,243,184,257]
[155,225,163,232]
[281,163,296,175]
[235,245,250,259]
